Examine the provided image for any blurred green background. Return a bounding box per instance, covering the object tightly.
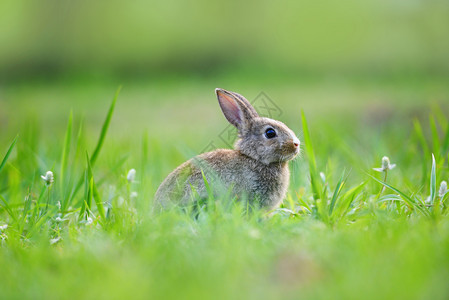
[1,0,449,80]
[1,0,449,152]
[1,2,449,299]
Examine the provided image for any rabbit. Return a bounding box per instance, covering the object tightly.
[154,88,300,211]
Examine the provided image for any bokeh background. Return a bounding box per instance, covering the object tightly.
[1,0,449,162]
[2,0,449,79]
[1,2,449,298]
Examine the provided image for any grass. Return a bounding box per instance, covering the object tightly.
[0,79,449,299]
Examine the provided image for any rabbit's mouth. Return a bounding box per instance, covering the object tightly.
[278,145,299,162]
[284,150,299,161]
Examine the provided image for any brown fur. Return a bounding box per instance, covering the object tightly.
[154,89,300,211]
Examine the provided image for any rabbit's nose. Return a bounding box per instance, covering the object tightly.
[292,137,300,148]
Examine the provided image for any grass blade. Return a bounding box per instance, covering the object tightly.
[86,153,106,220]
[79,169,89,219]
[442,121,449,157]
[333,181,366,221]
[60,111,73,192]
[201,170,213,200]
[0,135,18,174]
[70,87,121,206]
[368,174,429,216]
[301,111,322,201]
[295,191,312,212]
[91,86,121,166]
[0,194,18,223]
[329,169,347,215]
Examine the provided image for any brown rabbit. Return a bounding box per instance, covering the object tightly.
[154,88,300,210]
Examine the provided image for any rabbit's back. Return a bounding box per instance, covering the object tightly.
[154,149,290,210]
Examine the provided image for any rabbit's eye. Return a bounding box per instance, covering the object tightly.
[264,128,277,139]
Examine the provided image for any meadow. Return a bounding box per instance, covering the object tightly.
[0,74,448,299]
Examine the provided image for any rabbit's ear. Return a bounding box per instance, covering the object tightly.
[215,88,259,130]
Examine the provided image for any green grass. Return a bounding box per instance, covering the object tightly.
[0,79,449,299]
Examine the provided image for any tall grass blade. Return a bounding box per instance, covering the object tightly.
[0,135,18,174]
[301,111,322,201]
[71,87,121,205]
[295,191,312,212]
[333,181,365,222]
[442,122,449,157]
[60,111,73,192]
[0,195,18,223]
[74,116,85,162]
[329,169,346,215]
[79,169,89,219]
[201,170,213,200]
[91,86,121,166]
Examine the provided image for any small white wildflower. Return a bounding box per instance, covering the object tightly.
[130,191,138,198]
[86,217,93,225]
[373,156,396,172]
[0,224,8,231]
[439,181,448,198]
[127,169,136,183]
[55,216,66,223]
[49,236,61,245]
[320,172,326,183]
[1,234,7,241]
[41,171,54,186]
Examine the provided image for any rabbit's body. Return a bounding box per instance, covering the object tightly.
[155,149,290,209]
[154,89,300,210]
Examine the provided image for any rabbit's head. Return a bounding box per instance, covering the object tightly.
[216,88,300,165]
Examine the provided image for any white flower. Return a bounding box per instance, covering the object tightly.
[127,169,136,183]
[41,171,54,186]
[130,191,138,198]
[0,224,8,231]
[320,172,326,183]
[50,237,61,245]
[439,181,448,198]
[55,216,67,223]
[373,156,396,172]
[86,217,93,225]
